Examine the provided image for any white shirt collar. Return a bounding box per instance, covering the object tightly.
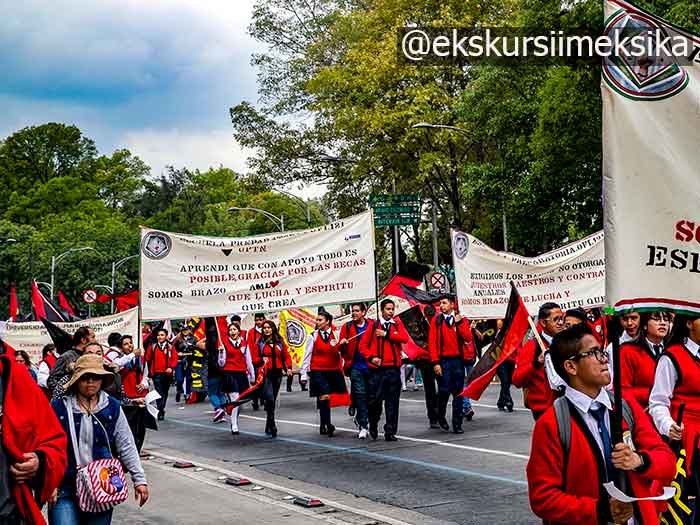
[620,331,634,343]
[382,318,396,325]
[255,326,263,333]
[685,338,700,357]
[541,332,553,345]
[646,338,664,350]
[443,313,454,319]
[565,385,612,414]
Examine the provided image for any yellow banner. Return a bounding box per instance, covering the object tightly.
[278,308,317,367]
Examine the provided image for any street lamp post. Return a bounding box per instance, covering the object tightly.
[228,207,285,232]
[111,254,138,313]
[50,247,98,300]
[412,122,510,253]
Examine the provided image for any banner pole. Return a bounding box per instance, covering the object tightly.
[609,314,627,491]
[371,209,380,323]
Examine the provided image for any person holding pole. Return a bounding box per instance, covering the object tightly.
[258,320,292,438]
[527,324,675,525]
[513,302,565,420]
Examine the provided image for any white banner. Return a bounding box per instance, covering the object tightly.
[139,212,376,320]
[0,308,139,361]
[452,230,605,318]
[603,0,700,314]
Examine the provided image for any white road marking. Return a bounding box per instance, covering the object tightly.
[400,398,528,412]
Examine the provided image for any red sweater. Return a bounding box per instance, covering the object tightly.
[664,344,700,469]
[360,318,410,368]
[145,341,178,375]
[246,328,264,366]
[309,331,342,371]
[513,338,554,413]
[260,340,292,372]
[428,314,473,364]
[527,394,675,525]
[221,337,249,373]
[620,342,658,410]
[120,356,145,399]
[339,319,376,375]
[1,356,67,525]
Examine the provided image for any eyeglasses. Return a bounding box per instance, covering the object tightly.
[567,348,608,363]
[649,314,670,322]
[546,316,564,324]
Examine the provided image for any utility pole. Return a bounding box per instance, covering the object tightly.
[392,180,399,275]
[432,201,439,268]
[502,211,509,252]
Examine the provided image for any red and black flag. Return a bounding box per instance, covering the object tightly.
[96,289,138,312]
[57,290,76,318]
[32,281,70,322]
[8,285,20,322]
[40,317,74,354]
[462,283,530,400]
[659,403,692,525]
[222,368,266,413]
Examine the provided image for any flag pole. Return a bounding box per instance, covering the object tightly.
[371,209,380,324]
[608,313,628,492]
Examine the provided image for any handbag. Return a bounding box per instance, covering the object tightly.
[65,399,129,512]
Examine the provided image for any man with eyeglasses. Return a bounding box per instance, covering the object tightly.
[527,324,675,525]
[619,312,670,410]
[513,302,565,420]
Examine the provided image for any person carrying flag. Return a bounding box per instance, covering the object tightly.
[361,299,410,442]
[339,302,376,439]
[258,321,292,437]
[429,294,473,434]
[218,322,255,435]
[145,327,178,421]
[301,311,346,438]
[513,302,564,420]
[527,324,675,525]
[246,313,266,411]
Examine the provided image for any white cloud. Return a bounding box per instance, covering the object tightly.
[120,127,251,175]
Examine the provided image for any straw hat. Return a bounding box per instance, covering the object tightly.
[63,354,115,392]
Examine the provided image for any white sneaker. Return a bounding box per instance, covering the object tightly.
[358,428,368,439]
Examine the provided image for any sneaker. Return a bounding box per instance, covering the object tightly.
[401,386,407,392]
[327,424,336,438]
[385,434,398,442]
[438,418,450,431]
[464,409,475,421]
[212,408,226,423]
[358,428,369,440]
[320,424,328,435]
[453,427,464,434]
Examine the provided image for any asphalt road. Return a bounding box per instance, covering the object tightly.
[141,381,539,525]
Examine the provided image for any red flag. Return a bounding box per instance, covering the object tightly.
[330,392,351,408]
[381,275,422,298]
[31,280,47,320]
[222,368,266,414]
[8,286,19,321]
[115,290,138,312]
[462,284,531,400]
[57,290,76,317]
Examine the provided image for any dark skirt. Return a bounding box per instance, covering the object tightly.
[221,371,250,394]
[309,370,347,397]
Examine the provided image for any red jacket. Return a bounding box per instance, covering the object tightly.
[513,338,554,413]
[309,331,342,371]
[620,342,658,410]
[246,327,264,366]
[259,340,292,372]
[527,393,675,525]
[360,318,410,368]
[339,319,376,375]
[664,344,700,469]
[145,341,178,376]
[40,352,58,371]
[120,356,146,399]
[1,356,67,525]
[428,314,474,364]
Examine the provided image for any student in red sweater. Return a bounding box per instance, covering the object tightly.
[428,294,473,433]
[301,311,346,437]
[527,324,676,525]
[513,302,564,420]
[246,313,266,411]
[258,320,293,437]
[361,299,410,441]
[218,323,255,435]
[620,312,670,410]
[145,327,178,421]
[119,335,149,451]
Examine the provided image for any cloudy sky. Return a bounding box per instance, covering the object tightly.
[1,0,261,175]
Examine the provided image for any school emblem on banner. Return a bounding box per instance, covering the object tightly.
[141,231,172,260]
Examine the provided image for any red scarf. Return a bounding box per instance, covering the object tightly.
[1,356,67,524]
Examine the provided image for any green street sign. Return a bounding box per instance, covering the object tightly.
[374,216,420,227]
[373,205,420,215]
[369,193,419,206]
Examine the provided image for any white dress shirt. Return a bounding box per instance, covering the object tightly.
[540,332,567,391]
[300,329,334,380]
[36,351,60,388]
[565,385,613,461]
[649,338,700,436]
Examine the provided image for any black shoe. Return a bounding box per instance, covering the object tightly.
[497,404,505,411]
[327,424,336,438]
[438,418,450,431]
[176,392,182,403]
[369,427,378,440]
[265,421,271,435]
[429,421,440,429]
[385,434,398,442]
[270,426,278,438]
[252,400,260,411]
[348,406,356,417]
[231,430,240,436]
[453,427,464,434]
[506,405,514,413]
[464,409,475,421]
[320,424,328,435]
[286,386,292,393]
[158,413,165,421]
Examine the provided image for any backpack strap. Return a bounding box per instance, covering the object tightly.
[554,396,571,460]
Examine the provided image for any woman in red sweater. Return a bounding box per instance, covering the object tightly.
[258,321,292,437]
[301,311,346,437]
[619,312,670,410]
[218,323,255,435]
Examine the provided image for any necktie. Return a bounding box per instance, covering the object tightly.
[590,405,615,482]
[384,322,391,334]
[446,315,453,328]
[321,331,328,343]
[653,344,662,357]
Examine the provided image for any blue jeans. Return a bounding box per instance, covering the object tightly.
[463,364,474,412]
[208,375,226,410]
[349,368,370,429]
[49,490,113,525]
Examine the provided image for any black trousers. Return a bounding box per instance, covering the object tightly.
[416,361,439,424]
[152,373,171,415]
[496,360,515,409]
[437,357,465,429]
[262,373,283,407]
[123,405,147,452]
[368,367,401,436]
